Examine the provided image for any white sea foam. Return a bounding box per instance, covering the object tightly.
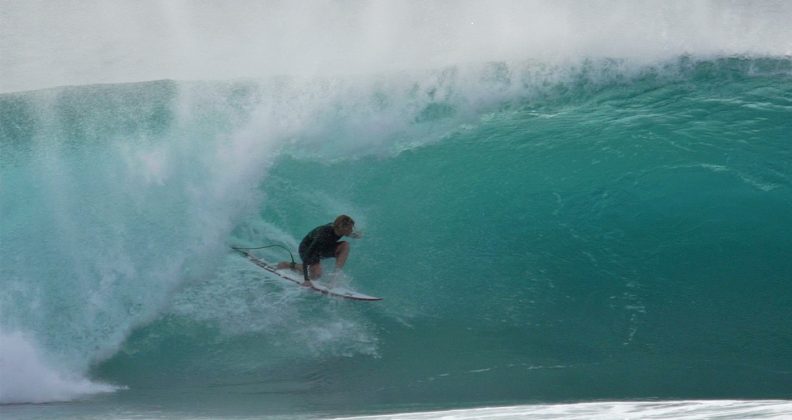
[336,400,792,420]
[0,329,119,404]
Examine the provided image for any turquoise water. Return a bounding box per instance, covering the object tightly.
[2,2,792,419]
[3,57,791,418]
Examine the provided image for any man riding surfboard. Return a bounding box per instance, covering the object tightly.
[277,215,361,287]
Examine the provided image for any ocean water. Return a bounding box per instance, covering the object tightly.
[2,2,792,419]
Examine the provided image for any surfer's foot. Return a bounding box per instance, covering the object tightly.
[276,261,299,271]
[301,281,313,288]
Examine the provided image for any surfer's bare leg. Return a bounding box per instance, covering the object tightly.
[334,241,350,270]
[276,261,302,272]
[308,263,322,280]
[275,261,320,286]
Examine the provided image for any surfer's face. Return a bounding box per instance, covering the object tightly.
[337,224,354,236]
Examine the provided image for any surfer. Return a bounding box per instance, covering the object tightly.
[277,215,361,286]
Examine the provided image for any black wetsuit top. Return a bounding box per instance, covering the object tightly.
[298,223,341,266]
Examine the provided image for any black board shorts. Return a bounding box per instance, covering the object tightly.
[299,243,339,265]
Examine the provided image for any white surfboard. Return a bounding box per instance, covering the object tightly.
[233,248,382,302]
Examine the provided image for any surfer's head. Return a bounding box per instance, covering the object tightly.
[333,214,355,236]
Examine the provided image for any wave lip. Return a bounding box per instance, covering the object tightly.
[0,330,119,404]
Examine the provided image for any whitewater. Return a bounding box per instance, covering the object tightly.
[1,1,792,419]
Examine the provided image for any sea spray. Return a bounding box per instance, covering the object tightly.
[3,1,792,93]
[0,329,118,404]
[0,81,281,402]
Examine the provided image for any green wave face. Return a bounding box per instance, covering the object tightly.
[2,56,792,415]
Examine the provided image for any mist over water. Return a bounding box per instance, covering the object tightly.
[1,1,792,417]
[2,0,792,93]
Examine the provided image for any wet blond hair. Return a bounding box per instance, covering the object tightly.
[333,214,355,230]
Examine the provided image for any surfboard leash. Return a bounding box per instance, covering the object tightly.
[231,244,296,266]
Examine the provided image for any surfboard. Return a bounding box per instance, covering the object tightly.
[232,248,382,301]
